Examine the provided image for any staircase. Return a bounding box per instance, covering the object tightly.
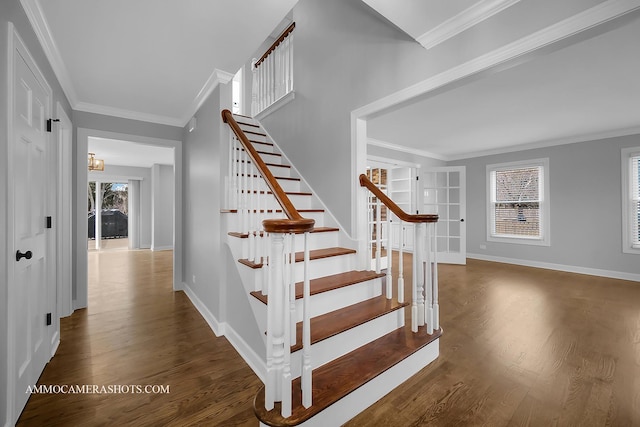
[222,110,441,426]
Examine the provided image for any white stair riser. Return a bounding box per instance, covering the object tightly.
[266,164,291,177]
[244,132,267,143]
[225,211,326,231]
[227,232,340,266]
[289,308,404,379]
[250,141,275,153]
[295,253,357,282]
[237,149,282,164]
[239,177,301,193]
[294,277,382,321]
[232,194,315,212]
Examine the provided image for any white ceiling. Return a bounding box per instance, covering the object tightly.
[24,0,298,126]
[88,137,174,168]
[368,16,640,160]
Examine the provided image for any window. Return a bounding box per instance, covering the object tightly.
[487,158,550,245]
[622,147,640,254]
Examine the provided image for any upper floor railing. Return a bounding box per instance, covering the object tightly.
[252,23,295,116]
[359,173,440,333]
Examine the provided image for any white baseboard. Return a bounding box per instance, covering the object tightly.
[181,282,224,336]
[50,331,60,358]
[224,324,266,382]
[467,253,640,282]
[151,245,173,251]
[181,282,267,382]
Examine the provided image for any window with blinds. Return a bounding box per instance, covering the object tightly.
[631,154,640,248]
[487,159,549,245]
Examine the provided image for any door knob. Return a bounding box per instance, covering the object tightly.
[460,219,465,222]
[16,250,32,261]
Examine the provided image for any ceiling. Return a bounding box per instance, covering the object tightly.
[88,137,174,169]
[23,0,298,126]
[368,15,640,160]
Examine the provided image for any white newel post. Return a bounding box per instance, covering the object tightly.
[432,222,439,331]
[385,208,392,299]
[398,219,404,304]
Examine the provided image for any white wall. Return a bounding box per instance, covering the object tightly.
[449,134,640,280]
[152,164,174,250]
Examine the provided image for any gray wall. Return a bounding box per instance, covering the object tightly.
[182,82,265,357]
[1,0,72,423]
[449,134,640,276]
[368,144,445,170]
[152,164,174,250]
[256,0,601,235]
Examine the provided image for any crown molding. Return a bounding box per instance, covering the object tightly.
[367,138,448,162]
[75,102,184,127]
[20,0,79,105]
[447,125,640,161]
[417,0,521,50]
[181,68,235,126]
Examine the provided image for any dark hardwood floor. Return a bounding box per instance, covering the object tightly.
[18,249,640,426]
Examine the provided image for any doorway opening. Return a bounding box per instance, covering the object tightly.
[88,181,129,251]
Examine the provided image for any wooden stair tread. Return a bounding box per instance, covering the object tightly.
[290,296,409,352]
[250,140,274,147]
[254,326,443,426]
[239,190,311,196]
[240,247,355,269]
[243,129,266,137]
[236,147,281,157]
[250,270,383,303]
[237,121,260,128]
[239,174,300,181]
[229,227,338,239]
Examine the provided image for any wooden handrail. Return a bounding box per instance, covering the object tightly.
[222,109,314,233]
[255,22,295,68]
[359,174,438,224]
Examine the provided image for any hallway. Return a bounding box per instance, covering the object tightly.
[17,249,261,426]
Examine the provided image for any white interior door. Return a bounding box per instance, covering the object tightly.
[10,32,52,419]
[422,166,466,264]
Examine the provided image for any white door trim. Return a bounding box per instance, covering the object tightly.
[6,21,55,426]
[75,128,183,309]
[351,0,640,250]
[55,103,73,319]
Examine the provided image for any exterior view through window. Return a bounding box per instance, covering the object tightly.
[487,159,548,244]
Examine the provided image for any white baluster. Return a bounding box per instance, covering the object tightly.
[425,222,434,335]
[249,163,256,262]
[302,230,312,408]
[289,33,294,91]
[375,197,381,274]
[281,232,292,418]
[432,222,439,331]
[417,223,426,328]
[251,58,258,116]
[284,233,296,346]
[398,220,404,303]
[385,208,392,299]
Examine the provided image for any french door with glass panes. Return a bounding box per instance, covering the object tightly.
[422,166,466,264]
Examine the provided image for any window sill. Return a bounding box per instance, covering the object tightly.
[255,91,295,121]
[487,234,550,246]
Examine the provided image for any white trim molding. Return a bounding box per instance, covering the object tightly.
[20,0,79,105]
[75,101,184,127]
[181,68,235,126]
[255,90,296,121]
[417,0,521,50]
[468,253,640,283]
[181,283,224,336]
[368,138,447,162]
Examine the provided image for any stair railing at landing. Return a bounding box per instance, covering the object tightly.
[222,109,313,417]
[251,22,295,116]
[359,173,440,333]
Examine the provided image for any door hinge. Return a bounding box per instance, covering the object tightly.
[46,216,52,229]
[46,313,52,326]
[46,118,60,132]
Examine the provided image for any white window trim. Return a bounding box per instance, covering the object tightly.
[486,158,550,246]
[621,147,640,255]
